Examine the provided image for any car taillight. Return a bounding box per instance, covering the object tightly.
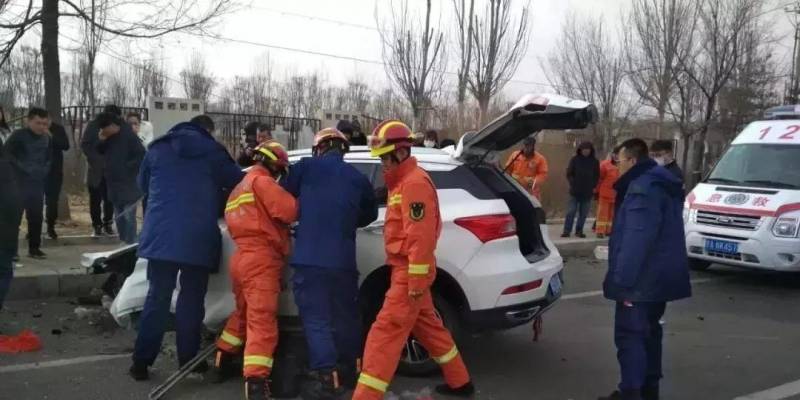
[454,214,516,243]
[501,279,543,295]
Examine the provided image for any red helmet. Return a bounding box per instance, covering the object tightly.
[314,127,349,147]
[253,140,290,170]
[368,119,415,157]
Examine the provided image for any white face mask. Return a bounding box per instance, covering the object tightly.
[424,140,436,148]
[654,157,667,166]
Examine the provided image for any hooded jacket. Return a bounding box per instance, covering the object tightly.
[566,141,600,199]
[137,122,245,269]
[603,158,692,302]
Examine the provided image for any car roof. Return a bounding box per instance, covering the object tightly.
[288,146,462,167]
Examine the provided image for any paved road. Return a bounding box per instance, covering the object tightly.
[2,258,800,400]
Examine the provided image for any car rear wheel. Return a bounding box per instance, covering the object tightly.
[362,292,462,377]
[689,258,712,271]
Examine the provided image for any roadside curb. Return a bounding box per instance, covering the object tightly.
[554,239,606,258]
[8,269,109,301]
[41,235,121,247]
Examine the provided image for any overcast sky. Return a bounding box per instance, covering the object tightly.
[10,0,797,102]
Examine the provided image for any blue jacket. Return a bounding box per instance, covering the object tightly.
[603,158,692,303]
[137,122,244,269]
[282,152,378,270]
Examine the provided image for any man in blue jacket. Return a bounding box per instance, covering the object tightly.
[599,138,691,400]
[283,127,377,400]
[130,115,244,381]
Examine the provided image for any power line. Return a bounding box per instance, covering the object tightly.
[250,5,378,32]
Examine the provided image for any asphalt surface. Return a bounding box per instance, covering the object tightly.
[2,257,800,400]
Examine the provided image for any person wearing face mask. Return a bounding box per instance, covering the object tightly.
[598,138,690,400]
[562,141,600,238]
[423,129,439,149]
[504,136,549,200]
[594,146,622,239]
[650,140,683,181]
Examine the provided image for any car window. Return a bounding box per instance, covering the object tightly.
[371,164,496,206]
[351,162,376,181]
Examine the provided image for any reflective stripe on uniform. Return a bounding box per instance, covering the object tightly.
[408,263,430,275]
[225,192,255,212]
[357,373,388,393]
[388,194,402,206]
[243,355,274,368]
[220,330,243,347]
[433,346,459,364]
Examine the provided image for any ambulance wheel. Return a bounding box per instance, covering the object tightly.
[689,259,712,271]
[396,295,461,377]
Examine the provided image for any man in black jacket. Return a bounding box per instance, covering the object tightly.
[4,107,51,259]
[45,122,70,239]
[650,140,683,182]
[82,108,116,237]
[0,142,22,308]
[562,141,600,238]
[95,112,145,244]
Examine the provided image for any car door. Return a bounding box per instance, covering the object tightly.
[349,161,391,283]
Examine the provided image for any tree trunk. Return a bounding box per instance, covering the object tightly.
[41,0,62,124]
[457,98,465,136]
[478,96,490,126]
[656,107,666,140]
[688,130,707,189]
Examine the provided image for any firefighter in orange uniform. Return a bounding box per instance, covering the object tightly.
[211,141,298,400]
[353,120,474,400]
[504,136,549,200]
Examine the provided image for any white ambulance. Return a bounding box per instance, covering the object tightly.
[684,105,800,271]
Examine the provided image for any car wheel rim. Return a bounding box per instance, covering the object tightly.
[400,308,443,365]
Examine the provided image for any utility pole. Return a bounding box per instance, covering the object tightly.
[787,2,800,103]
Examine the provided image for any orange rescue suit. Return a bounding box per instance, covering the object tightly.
[594,159,620,235]
[216,165,297,378]
[353,157,470,399]
[505,150,549,200]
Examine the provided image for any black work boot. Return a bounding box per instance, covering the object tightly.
[337,359,360,390]
[435,381,475,397]
[210,350,239,383]
[641,385,659,400]
[92,225,103,237]
[104,223,115,236]
[301,369,343,400]
[245,377,271,400]
[129,361,149,381]
[47,225,58,240]
[598,390,643,400]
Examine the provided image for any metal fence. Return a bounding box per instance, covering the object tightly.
[207,112,321,158]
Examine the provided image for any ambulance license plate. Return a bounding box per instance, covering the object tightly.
[705,239,738,255]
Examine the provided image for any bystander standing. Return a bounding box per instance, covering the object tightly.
[45,121,69,239]
[0,139,22,308]
[562,141,600,238]
[95,112,145,245]
[0,106,11,144]
[504,136,549,200]
[81,107,117,237]
[594,146,621,239]
[4,107,51,259]
[650,140,683,182]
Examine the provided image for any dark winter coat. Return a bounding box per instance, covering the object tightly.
[566,142,600,199]
[96,122,146,206]
[81,120,106,188]
[137,122,245,269]
[282,151,378,270]
[603,158,692,303]
[47,122,70,184]
[4,128,51,183]
[0,144,22,250]
[664,160,684,182]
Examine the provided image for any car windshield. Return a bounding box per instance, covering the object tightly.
[707,143,800,189]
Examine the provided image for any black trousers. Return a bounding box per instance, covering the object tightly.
[21,181,45,251]
[45,173,63,227]
[88,178,114,228]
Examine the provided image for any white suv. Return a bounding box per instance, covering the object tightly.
[83,93,597,374]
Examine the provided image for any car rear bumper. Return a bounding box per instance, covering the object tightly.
[464,287,561,331]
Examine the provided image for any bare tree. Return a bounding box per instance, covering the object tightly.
[131,54,170,107]
[1,0,234,122]
[180,51,216,103]
[342,79,371,112]
[104,62,133,105]
[452,0,475,134]
[544,14,632,153]
[677,0,761,186]
[16,45,44,106]
[376,0,446,129]
[468,0,531,125]
[250,54,275,114]
[78,0,107,109]
[624,0,694,139]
